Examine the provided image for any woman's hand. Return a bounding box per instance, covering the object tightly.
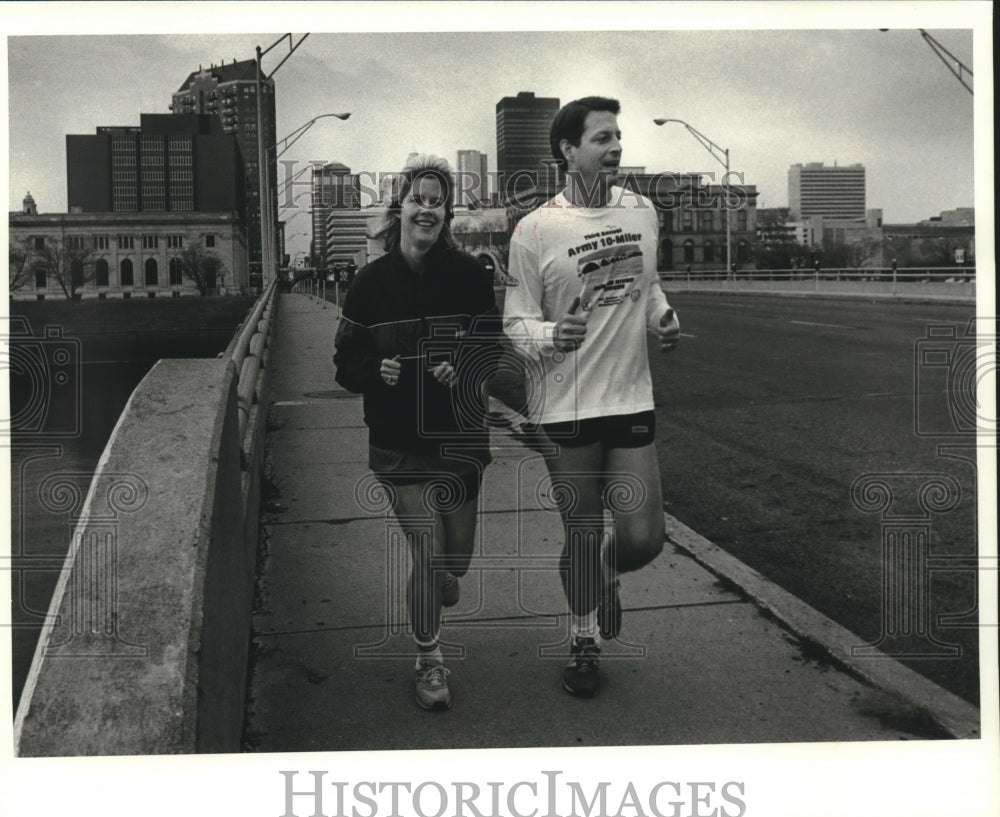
[380,355,401,386]
[430,361,457,388]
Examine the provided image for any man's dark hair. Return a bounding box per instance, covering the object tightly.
[549,96,621,170]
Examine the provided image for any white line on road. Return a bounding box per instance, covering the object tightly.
[790,320,852,330]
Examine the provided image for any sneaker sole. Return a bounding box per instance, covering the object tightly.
[417,697,453,711]
[562,680,599,698]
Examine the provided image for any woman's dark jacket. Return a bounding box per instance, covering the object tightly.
[333,244,503,456]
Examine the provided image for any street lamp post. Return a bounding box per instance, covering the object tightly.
[654,118,733,278]
[271,112,350,161]
[284,209,313,226]
[259,113,350,292]
[279,190,311,212]
[254,31,350,292]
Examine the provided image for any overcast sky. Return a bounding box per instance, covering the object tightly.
[3,5,983,266]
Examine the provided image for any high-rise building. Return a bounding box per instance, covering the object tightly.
[378,173,399,204]
[171,59,277,286]
[311,162,360,267]
[496,91,560,199]
[56,113,249,298]
[456,149,489,206]
[788,162,866,220]
[66,114,245,217]
[325,210,372,269]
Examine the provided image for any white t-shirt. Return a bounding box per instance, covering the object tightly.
[504,187,672,424]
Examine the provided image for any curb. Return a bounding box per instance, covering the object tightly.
[664,515,980,740]
[485,397,982,741]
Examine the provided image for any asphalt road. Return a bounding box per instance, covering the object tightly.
[648,293,981,705]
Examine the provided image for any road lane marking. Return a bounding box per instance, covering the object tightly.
[790,320,852,329]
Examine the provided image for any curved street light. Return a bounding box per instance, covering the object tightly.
[270,112,351,161]
[259,111,350,288]
[279,190,311,211]
[654,117,733,276]
[283,209,313,226]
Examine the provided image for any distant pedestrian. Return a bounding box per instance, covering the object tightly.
[334,155,502,710]
[504,97,680,697]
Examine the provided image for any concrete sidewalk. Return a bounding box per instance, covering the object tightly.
[243,293,980,752]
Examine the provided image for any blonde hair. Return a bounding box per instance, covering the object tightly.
[371,154,457,253]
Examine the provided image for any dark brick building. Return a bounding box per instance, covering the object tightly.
[66,114,245,220]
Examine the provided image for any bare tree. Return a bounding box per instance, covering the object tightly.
[29,239,95,299]
[175,242,228,296]
[8,239,32,293]
[821,234,883,272]
[847,235,884,269]
[753,208,812,271]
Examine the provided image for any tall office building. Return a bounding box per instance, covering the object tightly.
[311,162,360,266]
[788,162,866,220]
[171,59,277,285]
[66,114,245,217]
[456,149,489,206]
[496,91,560,198]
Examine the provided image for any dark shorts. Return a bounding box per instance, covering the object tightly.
[540,410,656,449]
[368,445,486,502]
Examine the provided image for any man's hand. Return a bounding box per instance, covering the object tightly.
[656,307,680,353]
[553,296,587,352]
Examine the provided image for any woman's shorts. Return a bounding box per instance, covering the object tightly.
[368,445,486,503]
[540,410,656,449]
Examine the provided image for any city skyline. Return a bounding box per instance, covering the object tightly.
[6,27,979,265]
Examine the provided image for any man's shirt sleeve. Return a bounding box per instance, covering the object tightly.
[503,225,558,356]
[642,203,672,332]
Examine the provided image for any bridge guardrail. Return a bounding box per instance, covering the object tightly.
[14,285,280,756]
[225,280,278,468]
[658,267,975,302]
[660,266,976,284]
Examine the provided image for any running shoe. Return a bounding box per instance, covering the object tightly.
[598,578,622,640]
[415,662,452,711]
[562,636,601,697]
[441,572,460,608]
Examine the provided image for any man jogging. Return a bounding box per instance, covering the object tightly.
[503,96,680,697]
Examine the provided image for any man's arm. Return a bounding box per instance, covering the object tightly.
[641,205,680,351]
[502,230,559,356]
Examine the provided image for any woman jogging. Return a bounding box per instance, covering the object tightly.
[334,155,501,710]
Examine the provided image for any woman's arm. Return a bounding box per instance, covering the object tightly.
[333,283,386,394]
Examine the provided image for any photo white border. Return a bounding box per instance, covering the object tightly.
[1,3,995,816]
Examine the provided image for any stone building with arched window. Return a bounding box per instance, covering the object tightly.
[8,208,247,301]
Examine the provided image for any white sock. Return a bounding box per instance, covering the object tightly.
[415,644,443,668]
[571,610,598,641]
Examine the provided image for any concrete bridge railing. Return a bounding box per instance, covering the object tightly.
[13,283,279,756]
